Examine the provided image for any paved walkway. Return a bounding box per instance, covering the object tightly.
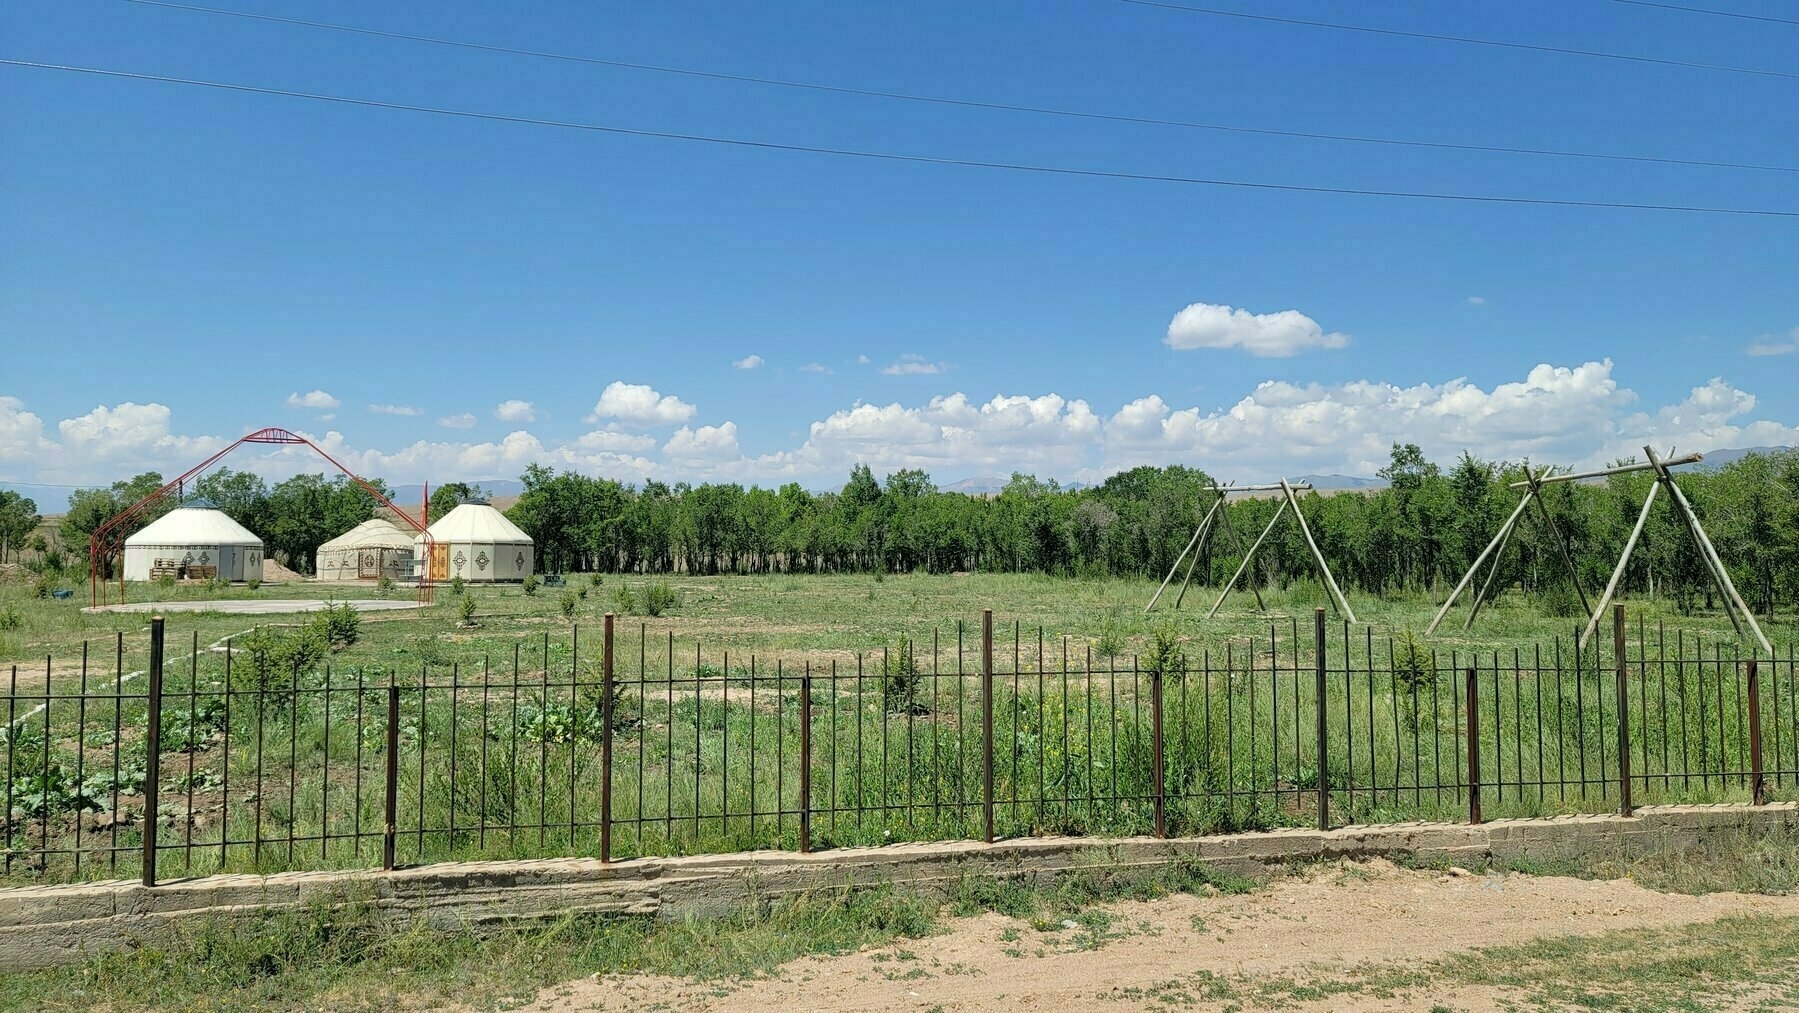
[83,599,425,615]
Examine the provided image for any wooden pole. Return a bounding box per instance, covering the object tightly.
[1506,452,1703,488]
[1213,493,1267,611]
[1463,506,1521,632]
[1527,469,1592,617]
[1284,479,1355,624]
[1427,488,1535,636]
[1207,497,1288,619]
[1647,447,1772,655]
[1147,492,1222,613]
[1581,480,1659,650]
[1613,604,1632,816]
[1171,497,1224,610]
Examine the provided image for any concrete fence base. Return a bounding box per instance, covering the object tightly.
[3,802,1793,973]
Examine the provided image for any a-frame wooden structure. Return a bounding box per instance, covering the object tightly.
[1427,446,1770,654]
[1146,479,1356,623]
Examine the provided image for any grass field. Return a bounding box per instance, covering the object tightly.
[3,571,1797,886]
[6,571,1796,681]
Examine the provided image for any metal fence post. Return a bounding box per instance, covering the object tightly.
[1150,668,1166,838]
[1314,608,1329,832]
[1748,658,1765,806]
[601,613,615,864]
[383,684,399,871]
[1614,604,1632,816]
[141,616,165,887]
[1465,665,1481,825]
[982,608,994,845]
[800,668,813,853]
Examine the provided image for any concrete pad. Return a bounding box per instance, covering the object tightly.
[83,599,424,615]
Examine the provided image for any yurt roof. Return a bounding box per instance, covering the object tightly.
[415,502,532,545]
[320,518,416,552]
[126,504,262,547]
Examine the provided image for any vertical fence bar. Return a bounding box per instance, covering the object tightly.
[1748,658,1765,806]
[800,669,813,854]
[141,616,166,887]
[1314,608,1329,831]
[1150,669,1166,839]
[1614,604,1632,816]
[982,608,994,845]
[1465,665,1481,825]
[601,613,615,864]
[383,684,399,871]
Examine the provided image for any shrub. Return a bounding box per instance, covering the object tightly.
[558,589,579,620]
[32,574,53,600]
[230,624,328,698]
[641,580,680,617]
[376,574,395,597]
[881,637,924,713]
[156,573,177,590]
[1390,628,1435,695]
[458,594,477,627]
[246,577,262,591]
[317,602,360,648]
[1094,612,1126,661]
[1540,579,1582,619]
[0,603,21,631]
[521,573,539,596]
[589,573,604,589]
[612,585,636,615]
[449,575,465,597]
[1146,624,1187,680]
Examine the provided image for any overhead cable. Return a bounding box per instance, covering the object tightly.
[112,0,1799,175]
[1115,0,1799,81]
[5,59,1797,218]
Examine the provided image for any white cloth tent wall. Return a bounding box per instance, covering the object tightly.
[316,518,416,581]
[123,501,264,582]
[413,502,533,583]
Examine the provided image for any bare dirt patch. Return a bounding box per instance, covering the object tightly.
[261,558,306,583]
[517,860,1799,1012]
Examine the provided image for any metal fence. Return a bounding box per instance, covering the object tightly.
[3,607,1795,886]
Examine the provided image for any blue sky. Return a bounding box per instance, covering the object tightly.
[3,0,1796,497]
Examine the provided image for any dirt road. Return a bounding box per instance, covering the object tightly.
[517,860,1799,1012]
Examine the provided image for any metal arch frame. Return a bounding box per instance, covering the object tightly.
[1146,479,1356,623]
[89,427,434,606]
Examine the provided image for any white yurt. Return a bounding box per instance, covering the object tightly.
[414,501,533,582]
[123,499,264,582]
[315,518,417,581]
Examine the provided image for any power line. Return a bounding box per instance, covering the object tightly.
[1607,0,1799,28]
[5,58,1797,218]
[1116,0,1799,81]
[98,0,1799,176]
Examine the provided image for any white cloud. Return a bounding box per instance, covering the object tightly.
[438,413,477,429]
[800,362,833,374]
[3,360,1795,490]
[856,355,871,365]
[732,355,764,370]
[584,381,696,426]
[881,354,947,376]
[369,404,423,416]
[493,399,537,423]
[1164,302,1349,357]
[1467,296,1487,306]
[319,413,336,423]
[285,389,341,410]
[664,422,742,460]
[1746,328,1799,357]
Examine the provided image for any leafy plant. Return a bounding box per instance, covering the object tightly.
[515,701,604,745]
[321,602,361,648]
[521,573,539,596]
[881,637,924,714]
[231,624,327,698]
[1145,624,1187,680]
[11,762,104,818]
[161,696,227,752]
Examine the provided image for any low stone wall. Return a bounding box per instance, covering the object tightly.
[2,802,1791,973]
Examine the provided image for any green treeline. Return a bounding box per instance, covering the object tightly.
[504,447,1799,616]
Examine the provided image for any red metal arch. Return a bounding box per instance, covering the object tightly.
[89,427,433,606]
